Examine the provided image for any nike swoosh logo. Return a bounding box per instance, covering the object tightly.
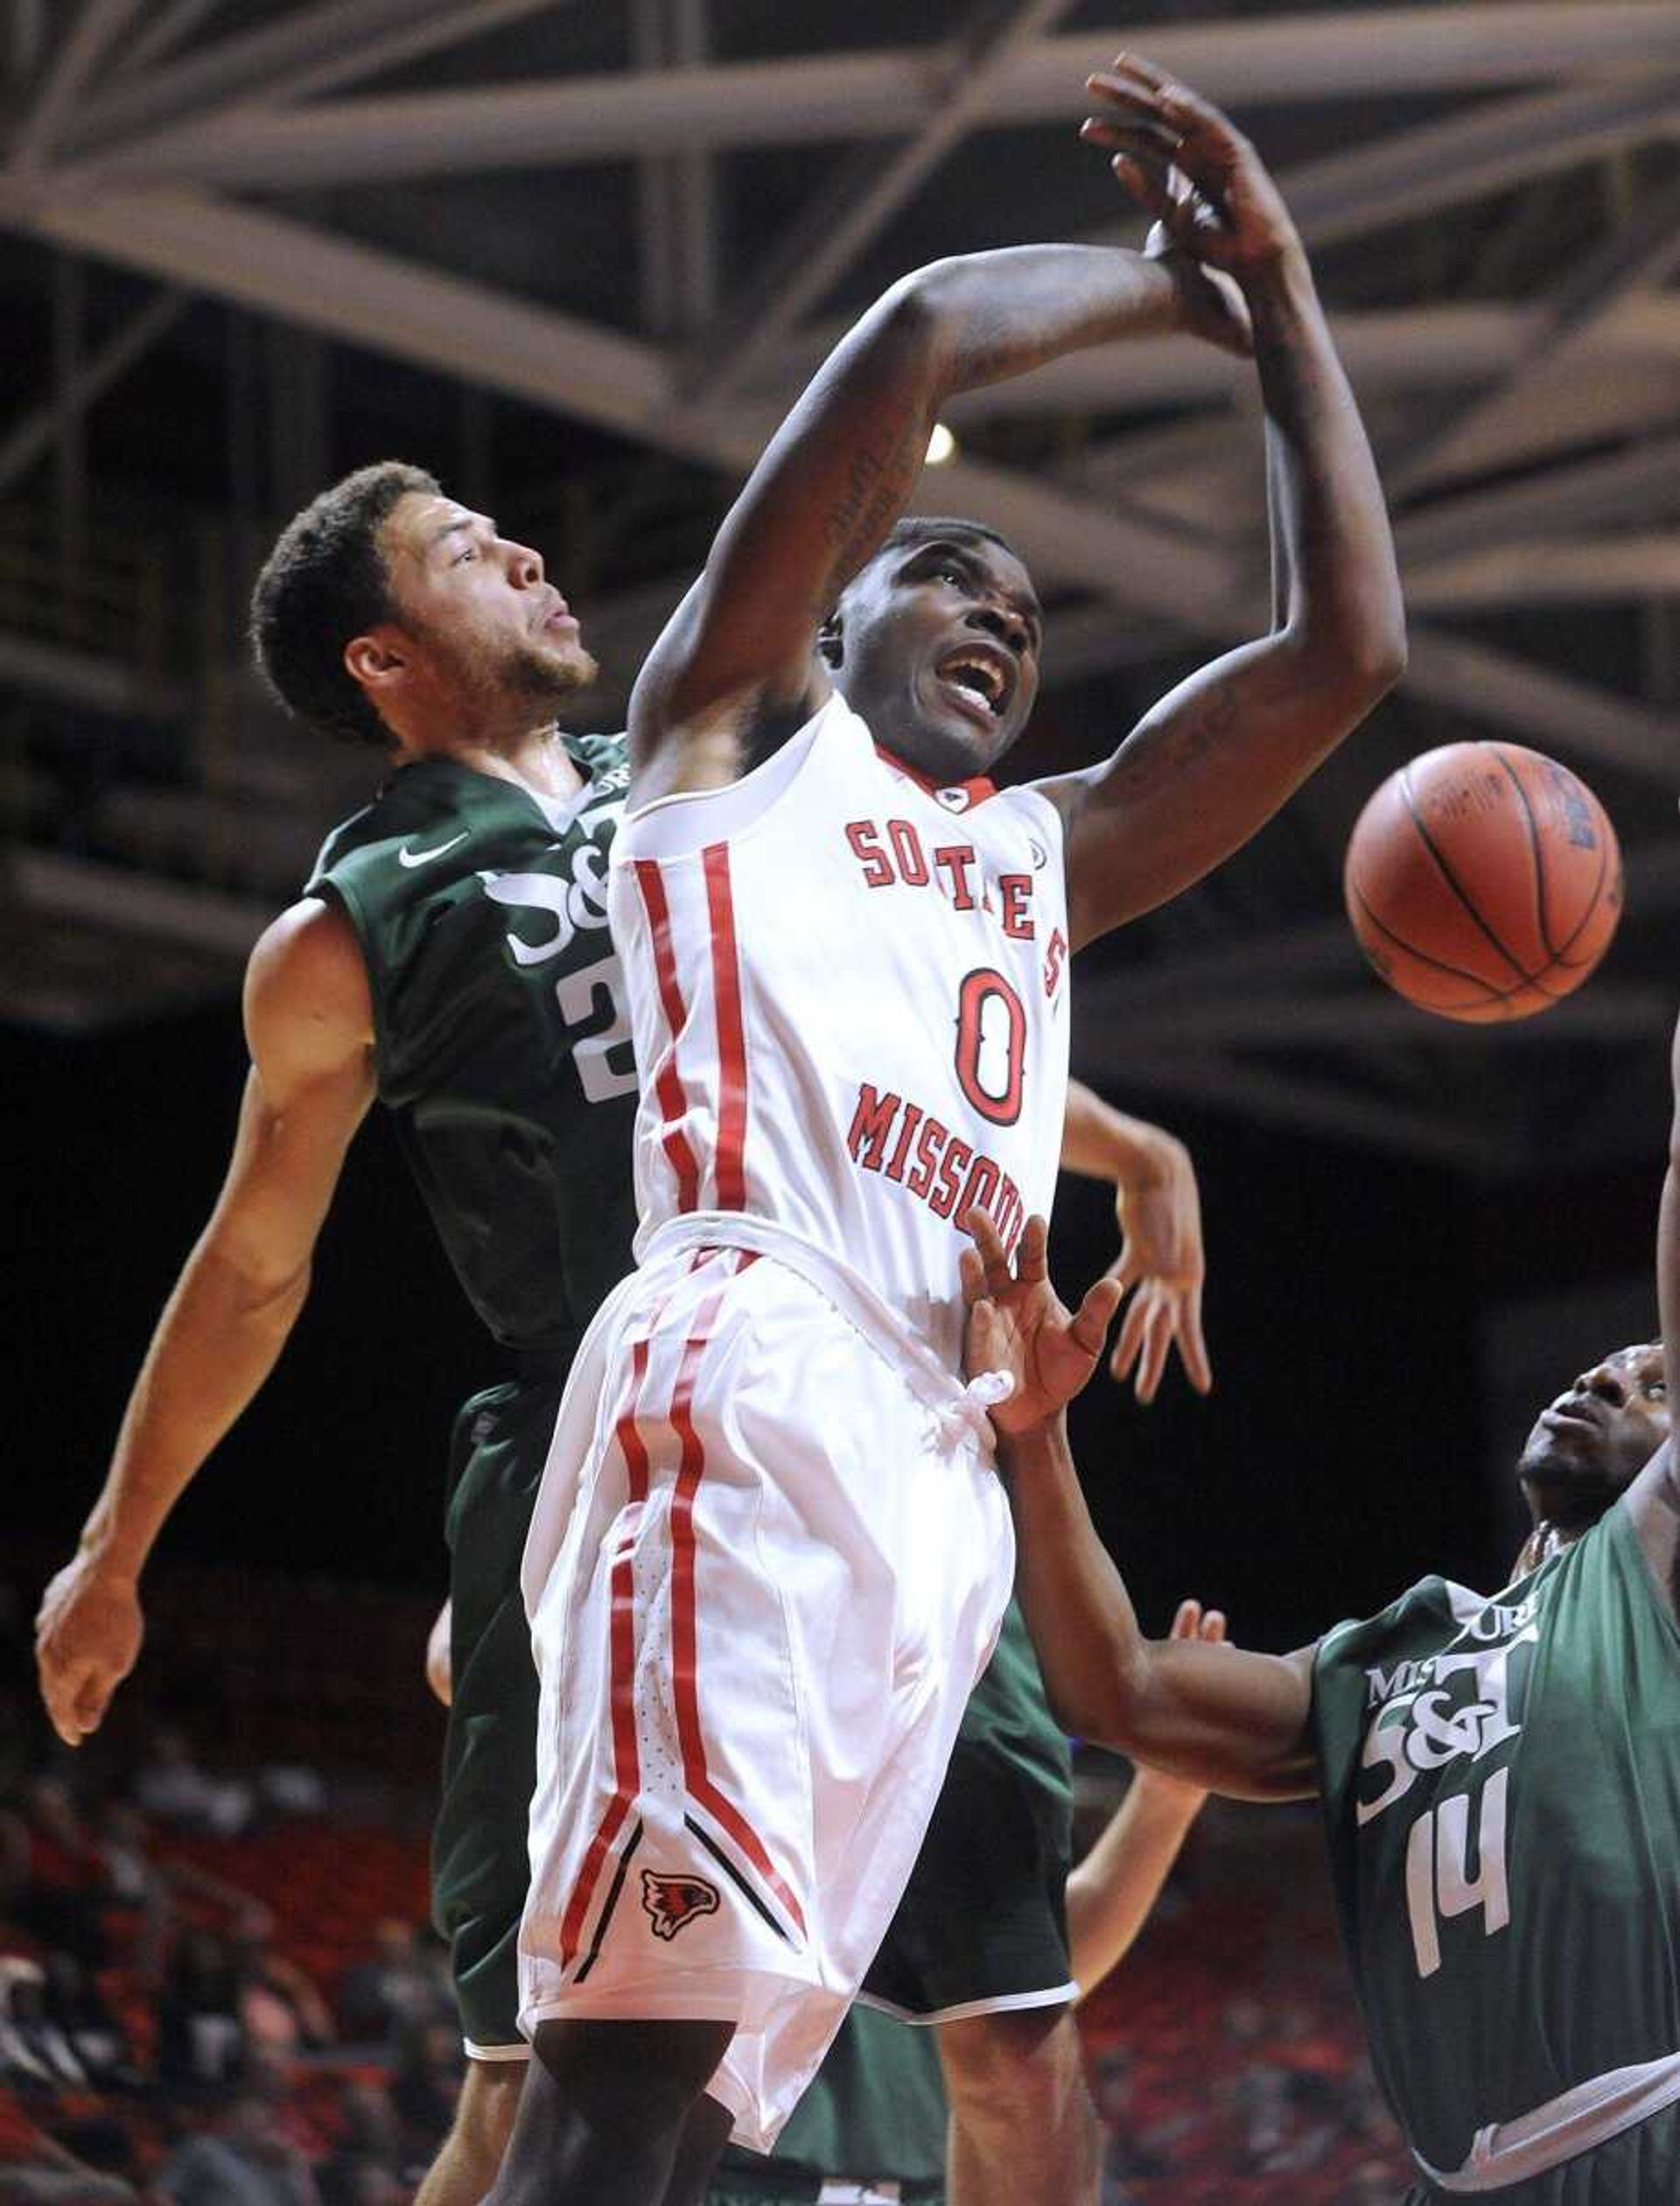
[397,832,469,868]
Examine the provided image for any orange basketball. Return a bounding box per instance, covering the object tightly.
[1343,742,1622,1023]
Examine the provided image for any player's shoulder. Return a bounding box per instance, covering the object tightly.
[246,896,372,1047]
[1316,1572,1472,1670]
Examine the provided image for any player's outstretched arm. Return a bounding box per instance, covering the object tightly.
[1661,1004,1680,1391]
[1037,56,1407,949]
[35,900,374,1747]
[963,1210,1316,1800]
[1624,1004,1680,1610]
[1060,1080,1210,1403]
[630,117,1250,802]
[1066,1597,1221,1995]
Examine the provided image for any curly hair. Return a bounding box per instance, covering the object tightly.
[249,461,440,747]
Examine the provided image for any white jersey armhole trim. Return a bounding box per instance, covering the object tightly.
[991,779,1068,853]
[617,692,853,863]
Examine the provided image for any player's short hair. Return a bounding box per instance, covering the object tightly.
[249,459,440,747]
[875,515,1020,567]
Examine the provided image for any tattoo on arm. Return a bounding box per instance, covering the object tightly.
[816,407,925,606]
[1109,678,1241,802]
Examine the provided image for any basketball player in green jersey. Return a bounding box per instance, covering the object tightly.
[34,459,643,2203]
[34,460,1215,2206]
[958,1005,1680,2202]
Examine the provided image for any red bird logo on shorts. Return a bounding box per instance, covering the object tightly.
[640,1869,720,1941]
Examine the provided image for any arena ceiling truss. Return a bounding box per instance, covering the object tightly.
[2,0,1678,1173]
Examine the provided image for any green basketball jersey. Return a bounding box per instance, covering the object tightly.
[1312,1501,1680,2196]
[305,737,639,1361]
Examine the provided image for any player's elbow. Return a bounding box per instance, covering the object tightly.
[1350,606,1408,697]
[1284,604,1405,729]
[1040,1644,1150,1756]
[1332,576,1408,698]
[199,1229,312,1332]
[878,261,970,374]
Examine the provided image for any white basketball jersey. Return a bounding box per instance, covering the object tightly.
[610,691,1071,1371]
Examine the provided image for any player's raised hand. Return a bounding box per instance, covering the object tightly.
[1107,1133,1212,1404]
[35,1555,144,1747]
[1081,53,1299,286]
[962,1210,1123,1435]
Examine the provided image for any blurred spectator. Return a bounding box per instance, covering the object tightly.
[0,1957,87,2091]
[335,1921,448,2046]
[37,1955,136,2094]
[154,1928,244,2094]
[0,2118,137,2206]
[1,1784,108,1973]
[256,1768,328,1821]
[315,2162,403,2206]
[228,1908,334,2062]
[387,2016,461,2160]
[132,1730,253,1838]
[153,2091,320,2206]
[315,2083,406,2206]
[89,1804,157,1916]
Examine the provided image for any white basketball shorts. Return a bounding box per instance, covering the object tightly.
[516,1237,1015,2152]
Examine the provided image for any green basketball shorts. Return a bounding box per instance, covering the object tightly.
[859,1599,1074,2021]
[431,1375,564,2059]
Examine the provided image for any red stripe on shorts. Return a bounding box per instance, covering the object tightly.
[668,1257,807,1937]
[633,858,702,1213]
[557,1334,654,1970]
[702,842,748,1212]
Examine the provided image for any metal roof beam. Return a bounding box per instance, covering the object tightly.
[112,0,223,81]
[15,849,272,959]
[61,0,564,153]
[1390,178,1680,499]
[1404,627,1679,783]
[8,186,1671,797]
[1233,72,1680,255]
[1406,535,1680,612]
[685,0,1077,404]
[0,282,186,495]
[9,0,144,172]
[0,180,706,458]
[68,7,1680,184]
[1396,434,1680,567]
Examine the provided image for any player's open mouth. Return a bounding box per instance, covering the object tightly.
[1542,1400,1604,1434]
[934,644,1012,724]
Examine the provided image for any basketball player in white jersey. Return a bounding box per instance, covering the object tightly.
[490,57,1404,2206]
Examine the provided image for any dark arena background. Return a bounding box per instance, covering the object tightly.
[3,3,1678,2201]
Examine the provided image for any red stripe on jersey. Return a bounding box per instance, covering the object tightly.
[668,1258,807,1938]
[557,1335,653,1969]
[703,843,748,1213]
[633,858,702,1214]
